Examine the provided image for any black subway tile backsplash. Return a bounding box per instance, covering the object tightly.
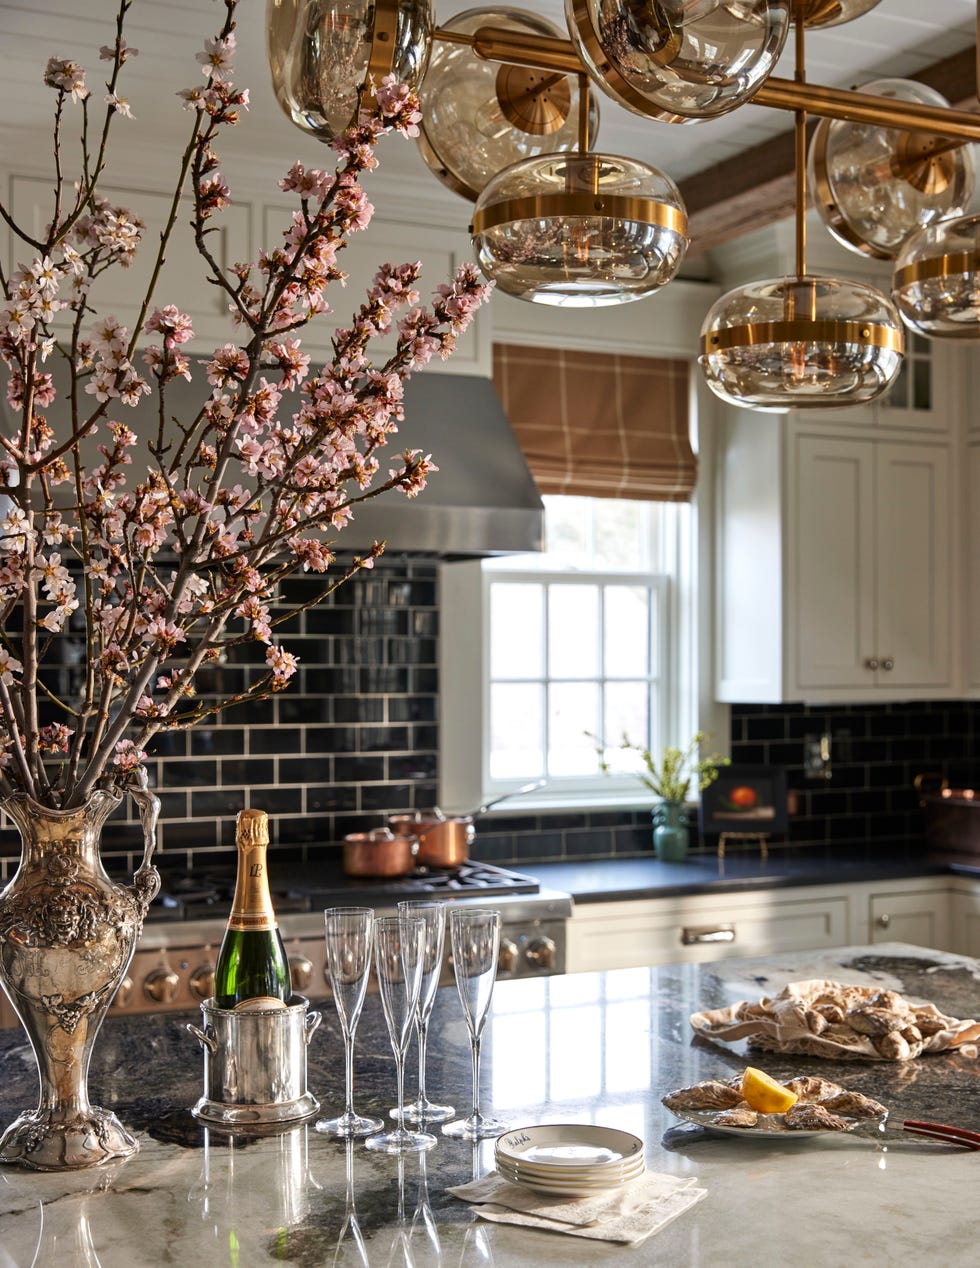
[3,550,978,883]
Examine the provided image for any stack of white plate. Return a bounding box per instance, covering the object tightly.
[494,1124,646,1197]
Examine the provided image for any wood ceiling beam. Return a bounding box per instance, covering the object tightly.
[680,45,978,255]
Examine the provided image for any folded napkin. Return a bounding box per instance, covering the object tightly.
[447,1170,706,1245]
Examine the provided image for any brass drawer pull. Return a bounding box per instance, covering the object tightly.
[682,924,736,945]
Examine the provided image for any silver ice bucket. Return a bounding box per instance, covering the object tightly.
[186,994,321,1129]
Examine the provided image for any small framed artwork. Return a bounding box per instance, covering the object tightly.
[698,765,789,836]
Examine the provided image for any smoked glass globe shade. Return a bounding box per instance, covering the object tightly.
[564,0,791,122]
[893,213,980,340]
[808,80,975,260]
[417,7,599,202]
[471,152,688,307]
[266,0,432,141]
[700,275,905,411]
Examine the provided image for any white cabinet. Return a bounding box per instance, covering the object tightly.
[864,886,951,949]
[967,443,980,694]
[951,877,980,957]
[716,411,957,703]
[566,884,851,974]
[790,433,953,695]
[566,876,958,974]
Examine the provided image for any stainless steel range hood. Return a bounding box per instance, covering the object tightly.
[347,372,544,556]
[4,368,544,557]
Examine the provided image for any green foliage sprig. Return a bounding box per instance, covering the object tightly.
[589,730,729,803]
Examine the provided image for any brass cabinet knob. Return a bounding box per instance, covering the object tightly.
[881,657,894,671]
[189,964,215,1000]
[525,936,556,971]
[289,954,314,991]
[877,913,891,928]
[864,656,880,671]
[143,966,180,1004]
[112,976,134,1008]
[498,939,519,974]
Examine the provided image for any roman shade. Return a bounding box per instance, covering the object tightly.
[492,344,696,502]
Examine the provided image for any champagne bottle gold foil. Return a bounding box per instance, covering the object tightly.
[228,809,278,932]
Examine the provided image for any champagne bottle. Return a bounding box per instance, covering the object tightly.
[214,808,291,1010]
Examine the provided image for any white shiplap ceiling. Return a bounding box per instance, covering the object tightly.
[0,1,976,248]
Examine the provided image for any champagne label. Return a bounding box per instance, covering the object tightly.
[232,996,290,1012]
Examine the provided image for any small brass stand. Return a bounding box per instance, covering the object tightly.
[717,832,769,862]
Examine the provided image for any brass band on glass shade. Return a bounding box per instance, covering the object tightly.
[790,0,881,27]
[564,0,791,123]
[893,214,980,340]
[471,152,689,307]
[808,80,975,260]
[266,0,432,142]
[417,7,598,203]
[699,276,905,412]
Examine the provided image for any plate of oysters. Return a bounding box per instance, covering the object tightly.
[662,1067,887,1139]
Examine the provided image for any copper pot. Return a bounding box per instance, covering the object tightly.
[388,812,475,868]
[343,828,418,878]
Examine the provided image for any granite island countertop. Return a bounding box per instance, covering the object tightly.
[2,941,980,1266]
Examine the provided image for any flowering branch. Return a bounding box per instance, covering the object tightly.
[0,0,492,808]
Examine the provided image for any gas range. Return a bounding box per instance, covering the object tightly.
[23,859,572,1025]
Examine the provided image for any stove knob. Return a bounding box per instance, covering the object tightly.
[189,963,215,1000]
[498,939,519,974]
[289,954,314,992]
[112,976,134,1008]
[143,966,180,1005]
[525,936,555,972]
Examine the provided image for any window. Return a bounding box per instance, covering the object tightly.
[440,495,697,811]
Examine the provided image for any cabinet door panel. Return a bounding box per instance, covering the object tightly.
[875,443,951,689]
[868,891,951,950]
[792,434,875,690]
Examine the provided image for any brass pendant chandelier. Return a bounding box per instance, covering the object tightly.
[698,10,904,410]
[265,0,980,362]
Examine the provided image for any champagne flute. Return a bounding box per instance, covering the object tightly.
[442,907,507,1140]
[366,915,437,1154]
[315,907,383,1139]
[393,900,455,1125]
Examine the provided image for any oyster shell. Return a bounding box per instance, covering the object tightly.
[784,1102,852,1132]
[662,1080,745,1111]
[714,1107,759,1128]
[820,1090,887,1119]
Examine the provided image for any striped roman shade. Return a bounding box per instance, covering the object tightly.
[492,344,696,502]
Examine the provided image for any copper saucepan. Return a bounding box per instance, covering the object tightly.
[386,811,474,869]
[343,827,419,878]
[388,780,546,869]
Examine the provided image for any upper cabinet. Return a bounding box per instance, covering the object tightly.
[7,171,491,375]
[715,339,963,704]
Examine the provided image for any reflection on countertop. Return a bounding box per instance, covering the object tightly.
[1,942,980,1265]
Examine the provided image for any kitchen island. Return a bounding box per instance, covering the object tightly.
[1,941,978,1266]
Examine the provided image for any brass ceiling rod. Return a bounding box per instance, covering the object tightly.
[433,23,980,145]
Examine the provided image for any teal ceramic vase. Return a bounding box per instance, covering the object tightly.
[653,800,689,861]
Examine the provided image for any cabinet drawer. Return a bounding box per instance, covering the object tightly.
[566,895,850,974]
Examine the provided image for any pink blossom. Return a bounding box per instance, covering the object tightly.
[0,648,23,685]
[112,739,147,771]
[44,58,88,102]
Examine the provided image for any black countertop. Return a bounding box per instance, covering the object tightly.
[525,847,961,903]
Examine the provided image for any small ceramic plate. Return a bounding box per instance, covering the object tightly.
[495,1124,645,1170]
[495,1161,645,1197]
[496,1154,646,1184]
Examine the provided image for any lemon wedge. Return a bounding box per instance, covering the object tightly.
[740,1067,799,1115]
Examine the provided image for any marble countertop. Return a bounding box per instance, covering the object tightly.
[2,942,980,1266]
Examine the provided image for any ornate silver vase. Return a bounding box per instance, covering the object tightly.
[0,784,160,1169]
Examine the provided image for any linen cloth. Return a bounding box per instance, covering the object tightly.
[447,1170,706,1245]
